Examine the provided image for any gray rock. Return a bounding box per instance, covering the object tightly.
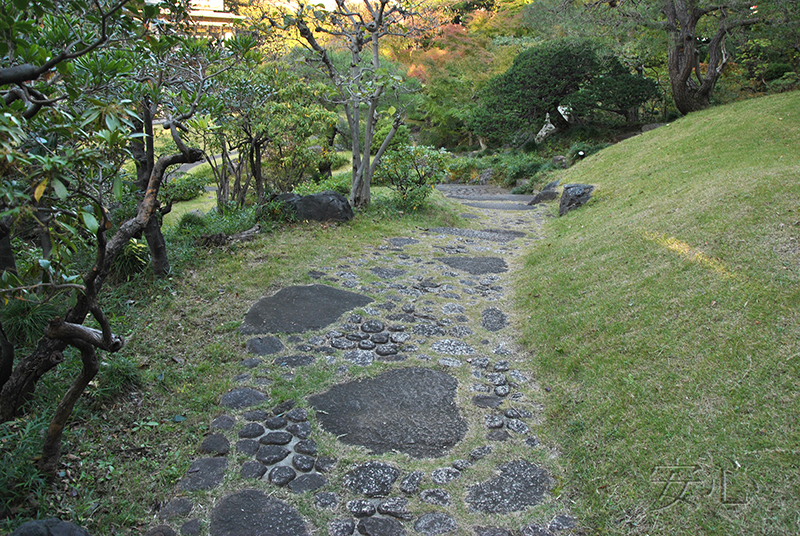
[289,473,327,494]
[370,332,390,344]
[413,324,446,337]
[240,357,263,368]
[269,466,297,486]
[343,349,374,366]
[315,492,338,509]
[399,471,424,494]
[180,519,202,536]
[309,368,467,458]
[209,489,307,536]
[292,454,316,472]
[470,445,492,461]
[549,514,578,531]
[494,385,511,397]
[432,339,475,355]
[210,415,235,431]
[275,354,316,367]
[388,237,420,247]
[485,373,507,386]
[316,456,337,473]
[371,267,407,279]
[420,489,450,506]
[347,499,377,517]
[180,458,227,491]
[294,439,318,456]
[332,337,358,349]
[265,416,287,430]
[343,462,400,497]
[241,285,372,335]
[243,410,268,421]
[260,431,292,445]
[438,257,508,275]
[466,460,550,513]
[276,191,354,222]
[431,467,461,484]
[521,524,554,536]
[377,497,412,520]
[559,184,594,216]
[246,336,285,355]
[236,439,259,456]
[472,395,503,408]
[287,421,312,439]
[414,513,457,535]
[481,308,508,332]
[158,498,193,521]
[144,526,175,536]
[452,459,472,471]
[240,460,268,479]
[507,419,530,434]
[9,518,92,536]
[220,388,267,409]
[485,415,504,429]
[475,528,513,536]
[361,319,385,333]
[357,517,406,536]
[238,423,265,439]
[199,434,230,456]
[256,445,291,465]
[329,519,356,536]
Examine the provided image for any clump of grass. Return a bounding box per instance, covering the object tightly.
[514,91,800,535]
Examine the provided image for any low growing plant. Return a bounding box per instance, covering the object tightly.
[374,146,449,212]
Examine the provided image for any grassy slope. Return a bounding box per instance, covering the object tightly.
[514,92,800,535]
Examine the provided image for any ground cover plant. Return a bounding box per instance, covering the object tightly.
[514,91,800,535]
[0,191,465,533]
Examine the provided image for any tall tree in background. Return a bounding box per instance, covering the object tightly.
[278,0,438,208]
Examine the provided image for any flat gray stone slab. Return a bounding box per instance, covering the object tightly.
[370,267,407,279]
[308,367,467,458]
[481,308,508,332]
[466,460,550,513]
[220,387,267,409]
[246,336,285,355]
[209,489,308,536]
[431,339,475,355]
[462,201,538,211]
[438,257,508,275]
[429,228,525,243]
[240,285,373,334]
[415,512,458,535]
[357,517,406,536]
[388,237,419,247]
[180,457,228,491]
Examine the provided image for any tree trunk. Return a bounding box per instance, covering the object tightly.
[143,214,170,277]
[0,323,14,390]
[0,218,16,274]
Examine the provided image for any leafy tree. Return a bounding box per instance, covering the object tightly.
[276,0,438,208]
[470,39,659,145]
[0,0,239,473]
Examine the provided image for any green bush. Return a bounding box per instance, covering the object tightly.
[160,171,208,205]
[256,199,297,224]
[567,141,610,165]
[447,153,547,187]
[374,146,449,212]
[177,211,208,233]
[0,299,59,348]
[0,416,49,520]
[110,238,150,281]
[293,173,351,196]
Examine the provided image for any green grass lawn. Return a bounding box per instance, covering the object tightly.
[514,91,800,535]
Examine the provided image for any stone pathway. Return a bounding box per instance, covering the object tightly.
[145,185,579,536]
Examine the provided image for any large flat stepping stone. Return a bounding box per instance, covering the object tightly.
[438,257,508,275]
[240,285,373,334]
[429,227,525,243]
[466,460,550,513]
[180,457,228,491]
[246,336,285,355]
[481,308,508,332]
[308,367,467,458]
[220,388,267,409]
[210,489,308,536]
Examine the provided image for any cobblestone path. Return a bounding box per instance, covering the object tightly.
[145,185,580,536]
